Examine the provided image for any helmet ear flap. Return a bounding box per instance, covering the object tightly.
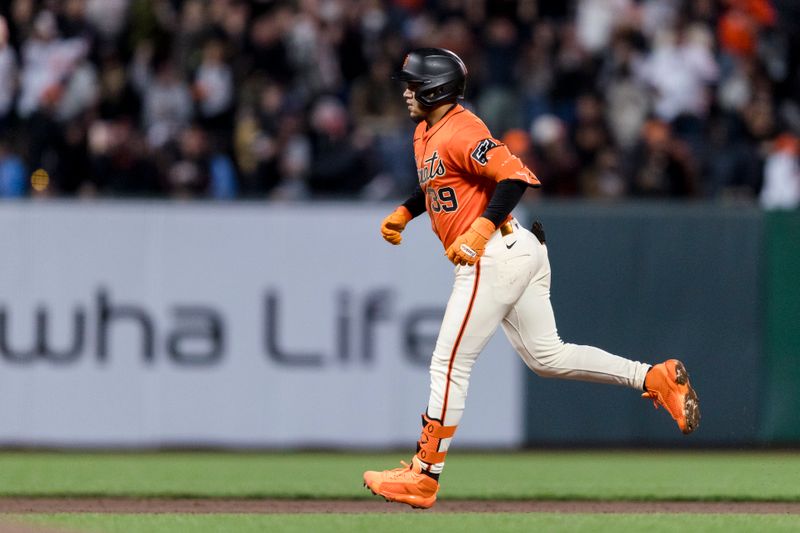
[416,79,465,107]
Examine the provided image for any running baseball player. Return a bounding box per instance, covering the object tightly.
[362,48,701,509]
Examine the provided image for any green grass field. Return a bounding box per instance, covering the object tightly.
[1,450,798,500]
[18,513,800,533]
[1,451,798,532]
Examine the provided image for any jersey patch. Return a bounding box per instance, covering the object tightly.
[470,139,498,166]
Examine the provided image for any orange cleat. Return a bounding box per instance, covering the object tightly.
[363,455,439,509]
[642,359,701,435]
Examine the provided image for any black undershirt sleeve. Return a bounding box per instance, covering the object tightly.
[481,179,529,227]
[402,187,427,218]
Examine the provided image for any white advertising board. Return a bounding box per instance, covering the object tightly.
[0,202,524,447]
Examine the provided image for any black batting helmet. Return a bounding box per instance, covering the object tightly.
[393,48,467,107]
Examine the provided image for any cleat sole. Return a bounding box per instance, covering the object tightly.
[674,361,701,434]
[364,482,435,509]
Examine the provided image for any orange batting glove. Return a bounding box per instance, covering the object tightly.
[380,206,413,245]
[445,217,495,265]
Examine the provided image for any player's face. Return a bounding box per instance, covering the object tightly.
[403,83,427,122]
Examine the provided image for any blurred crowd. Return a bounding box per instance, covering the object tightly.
[0,0,799,208]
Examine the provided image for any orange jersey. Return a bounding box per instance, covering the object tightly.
[412,104,540,249]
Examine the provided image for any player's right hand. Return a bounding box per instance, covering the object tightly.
[445,217,495,265]
[380,206,413,245]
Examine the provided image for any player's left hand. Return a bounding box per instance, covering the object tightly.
[381,206,413,245]
[445,217,495,266]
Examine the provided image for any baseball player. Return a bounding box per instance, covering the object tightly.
[363,48,700,509]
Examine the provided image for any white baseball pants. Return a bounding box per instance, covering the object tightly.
[424,219,650,472]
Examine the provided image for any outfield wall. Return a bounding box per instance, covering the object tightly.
[0,202,523,448]
[0,201,794,447]
[519,204,800,447]
[521,203,764,446]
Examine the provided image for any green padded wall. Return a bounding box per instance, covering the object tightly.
[520,203,763,446]
[760,211,800,442]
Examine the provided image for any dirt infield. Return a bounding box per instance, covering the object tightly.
[0,498,799,514]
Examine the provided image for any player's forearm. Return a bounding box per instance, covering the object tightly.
[401,187,427,219]
[480,179,528,227]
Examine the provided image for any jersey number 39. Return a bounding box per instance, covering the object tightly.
[427,186,458,213]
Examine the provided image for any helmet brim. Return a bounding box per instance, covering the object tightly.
[392,70,428,83]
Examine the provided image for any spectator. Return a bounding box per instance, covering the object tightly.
[6,0,36,51]
[0,136,26,198]
[636,21,719,191]
[0,0,792,205]
[708,112,763,198]
[600,26,650,151]
[138,56,194,149]
[349,54,411,195]
[174,0,210,75]
[476,17,522,136]
[583,147,627,199]
[271,112,311,201]
[760,133,800,209]
[16,10,88,119]
[167,124,211,199]
[575,0,632,56]
[193,38,234,134]
[517,21,556,126]
[97,51,140,121]
[59,0,96,41]
[550,21,594,124]
[718,0,775,60]
[248,10,293,84]
[55,53,98,122]
[625,119,697,197]
[245,81,292,196]
[55,119,93,195]
[88,118,160,196]
[530,114,581,196]
[636,23,719,124]
[571,92,612,168]
[0,16,16,131]
[161,122,237,200]
[306,96,375,197]
[210,0,250,81]
[84,0,130,46]
[209,147,238,200]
